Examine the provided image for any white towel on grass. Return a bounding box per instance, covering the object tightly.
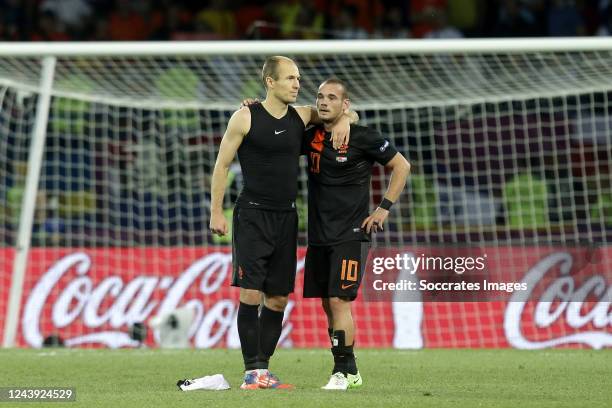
[177,374,230,391]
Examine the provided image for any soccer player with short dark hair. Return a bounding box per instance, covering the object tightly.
[303,78,410,390]
[209,57,355,389]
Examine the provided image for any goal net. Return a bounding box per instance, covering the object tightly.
[1,40,611,349]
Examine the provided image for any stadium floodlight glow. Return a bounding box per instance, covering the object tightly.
[1,39,612,348]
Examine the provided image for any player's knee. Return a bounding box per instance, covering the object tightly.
[264,295,288,311]
[328,297,351,316]
[239,289,261,305]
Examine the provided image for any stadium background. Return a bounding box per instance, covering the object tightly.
[1,0,611,352]
[1,0,612,41]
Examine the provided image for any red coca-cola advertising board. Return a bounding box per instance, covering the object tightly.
[1,247,611,349]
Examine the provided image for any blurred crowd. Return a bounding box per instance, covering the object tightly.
[0,0,611,42]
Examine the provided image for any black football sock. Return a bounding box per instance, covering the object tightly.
[328,328,333,345]
[345,344,358,375]
[237,302,260,371]
[331,330,351,375]
[257,305,284,369]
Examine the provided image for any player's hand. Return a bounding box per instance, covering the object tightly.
[209,211,228,236]
[361,207,389,234]
[330,113,351,149]
[241,98,259,107]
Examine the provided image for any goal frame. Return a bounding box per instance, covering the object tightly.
[2,37,612,348]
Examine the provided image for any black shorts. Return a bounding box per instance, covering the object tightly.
[231,207,298,296]
[303,241,369,300]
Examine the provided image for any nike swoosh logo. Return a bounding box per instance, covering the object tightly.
[274,130,286,135]
[341,283,355,290]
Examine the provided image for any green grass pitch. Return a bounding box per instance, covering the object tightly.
[1,348,610,408]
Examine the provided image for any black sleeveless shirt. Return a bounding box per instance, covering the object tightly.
[235,103,305,211]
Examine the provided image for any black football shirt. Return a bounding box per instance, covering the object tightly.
[236,103,305,211]
[304,124,398,245]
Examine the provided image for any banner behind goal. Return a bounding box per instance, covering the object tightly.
[1,40,611,348]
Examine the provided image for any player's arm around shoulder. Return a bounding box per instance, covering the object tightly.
[293,105,315,127]
[209,107,250,236]
[294,105,359,149]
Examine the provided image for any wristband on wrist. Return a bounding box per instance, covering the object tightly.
[379,197,393,211]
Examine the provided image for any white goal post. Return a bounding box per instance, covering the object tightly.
[1,38,612,349]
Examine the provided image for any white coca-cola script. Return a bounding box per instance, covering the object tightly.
[22,252,293,348]
[504,252,612,349]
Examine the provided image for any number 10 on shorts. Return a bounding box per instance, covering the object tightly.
[341,259,358,282]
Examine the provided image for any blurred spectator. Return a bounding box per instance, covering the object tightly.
[30,10,70,41]
[0,0,27,40]
[235,3,267,38]
[423,9,463,38]
[108,0,149,41]
[494,0,538,37]
[597,0,612,35]
[333,5,369,39]
[410,0,447,38]
[90,18,110,41]
[373,5,410,38]
[142,0,166,39]
[547,0,585,36]
[265,0,323,39]
[521,0,548,36]
[269,0,302,38]
[447,0,484,37]
[196,0,237,39]
[2,1,609,42]
[578,0,599,35]
[149,2,194,40]
[294,3,325,39]
[340,0,383,33]
[40,0,92,38]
